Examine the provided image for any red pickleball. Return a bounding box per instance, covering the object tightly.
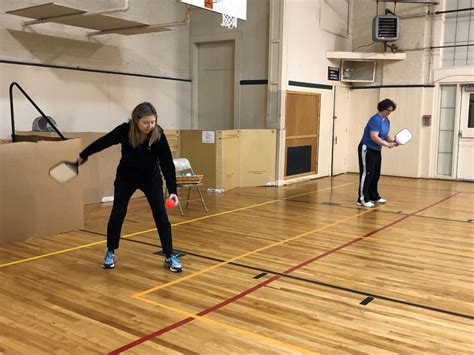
[165,198,176,209]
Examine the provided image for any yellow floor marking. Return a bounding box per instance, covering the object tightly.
[1,182,353,268]
[134,206,374,298]
[135,295,318,354]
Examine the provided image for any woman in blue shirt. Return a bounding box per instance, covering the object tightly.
[357,99,397,208]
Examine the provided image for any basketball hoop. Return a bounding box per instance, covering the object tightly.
[215,0,238,29]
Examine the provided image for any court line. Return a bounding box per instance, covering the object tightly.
[122,237,474,319]
[112,192,463,353]
[109,294,316,355]
[0,182,353,268]
[133,207,376,298]
[240,191,471,224]
[377,182,474,194]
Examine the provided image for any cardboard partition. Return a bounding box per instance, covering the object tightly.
[239,130,277,187]
[15,130,181,204]
[216,130,240,190]
[180,130,217,188]
[0,139,84,244]
[15,131,122,204]
[180,129,277,190]
[180,130,240,190]
[164,130,181,158]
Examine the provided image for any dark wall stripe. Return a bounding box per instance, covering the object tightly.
[240,79,268,85]
[0,59,191,83]
[351,84,435,90]
[288,80,333,90]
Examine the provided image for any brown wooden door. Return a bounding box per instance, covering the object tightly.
[285,91,320,178]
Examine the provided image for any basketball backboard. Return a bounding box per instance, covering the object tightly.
[179,0,247,21]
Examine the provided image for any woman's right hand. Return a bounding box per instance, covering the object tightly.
[76,156,86,166]
[386,142,397,148]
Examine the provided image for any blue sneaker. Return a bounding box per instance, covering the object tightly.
[164,255,182,272]
[102,250,115,268]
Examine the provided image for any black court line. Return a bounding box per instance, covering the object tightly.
[360,297,375,306]
[377,182,474,194]
[77,230,474,320]
[330,175,473,194]
[236,192,472,224]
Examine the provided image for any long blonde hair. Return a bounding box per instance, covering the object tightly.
[128,102,161,148]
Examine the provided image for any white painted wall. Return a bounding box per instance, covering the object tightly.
[345,0,472,179]
[0,0,191,139]
[1,0,471,180]
[347,89,379,172]
[280,0,351,181]
[188,0,269,129]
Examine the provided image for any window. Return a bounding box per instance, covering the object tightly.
[437,86,456,176]
[469,93,474,128]
[442,0,474,67]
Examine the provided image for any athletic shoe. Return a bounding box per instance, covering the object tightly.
[164,255,182,272]
[356,201,375,208]
[102,250,115,268]
[373,198,387,204]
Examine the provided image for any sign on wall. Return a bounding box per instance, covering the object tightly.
[328,67,340,81]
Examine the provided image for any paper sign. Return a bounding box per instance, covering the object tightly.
[202,131,215,144]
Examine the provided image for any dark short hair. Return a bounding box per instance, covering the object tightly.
[377,99,396,112]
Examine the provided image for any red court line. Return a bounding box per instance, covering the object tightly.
[108,318,194,355]
[285,192,460,273]
[108,192,459,354]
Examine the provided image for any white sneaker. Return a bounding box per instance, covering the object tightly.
[373,198,386,204]
[356,201,375,208]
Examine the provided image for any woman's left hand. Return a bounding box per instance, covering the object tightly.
[169,193,179,206]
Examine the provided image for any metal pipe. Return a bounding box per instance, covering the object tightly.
[398,7,473,19]
[398,43,473,52]
[87,6,191,37]
[9,82,66,142]
[22,0,130,26]
[430,43,473,49]
[435,7,473,15]
[330,86,336,177]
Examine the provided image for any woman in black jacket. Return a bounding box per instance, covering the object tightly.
[77,102,182,272]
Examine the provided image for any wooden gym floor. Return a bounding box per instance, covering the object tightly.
[1,174,473,354]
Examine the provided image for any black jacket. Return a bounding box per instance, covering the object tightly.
[79,122,177,194]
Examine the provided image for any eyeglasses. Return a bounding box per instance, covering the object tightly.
[385,109,393,113]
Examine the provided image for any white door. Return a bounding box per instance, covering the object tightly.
[332,85,350,175]
[198,41,234,130]
[456,89,474,180]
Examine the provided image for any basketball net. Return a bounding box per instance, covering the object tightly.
[216,0,238,29]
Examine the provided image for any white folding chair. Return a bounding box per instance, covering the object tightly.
[173,158,208,216]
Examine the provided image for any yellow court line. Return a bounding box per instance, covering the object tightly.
[0,240,106,268]
[0,228,160,268]
[134,206,374,298]
[135,295,318,355]
[1,182,353,268]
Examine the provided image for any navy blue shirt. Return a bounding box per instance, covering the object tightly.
[360,113,390,151]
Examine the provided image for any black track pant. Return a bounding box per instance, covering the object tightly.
[107,177,173,257]
[357,143,382,203]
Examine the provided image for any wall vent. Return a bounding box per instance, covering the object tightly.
[372,15,400,42]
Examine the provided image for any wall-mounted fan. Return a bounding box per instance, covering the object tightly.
[32,116,57,132]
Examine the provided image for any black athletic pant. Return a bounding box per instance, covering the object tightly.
[357,143,382,203]
[107,177,173,257]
